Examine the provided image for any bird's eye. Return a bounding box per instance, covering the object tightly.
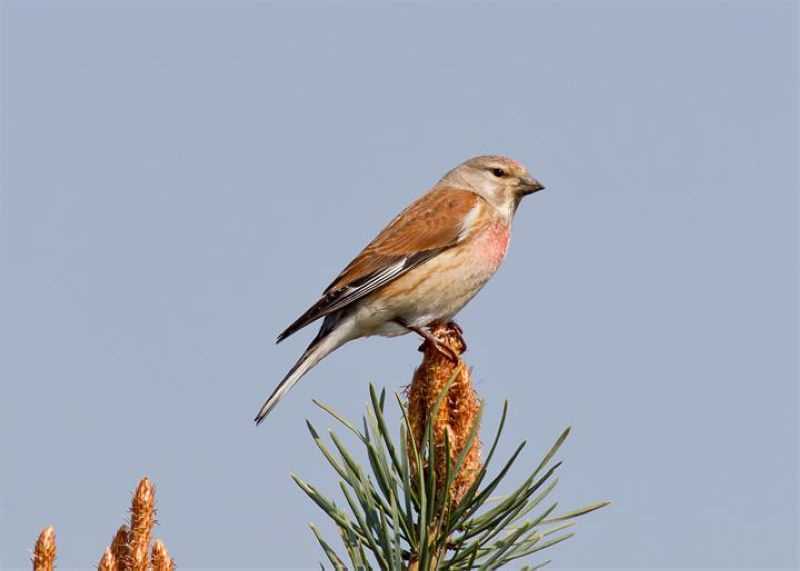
[491,168,507,178]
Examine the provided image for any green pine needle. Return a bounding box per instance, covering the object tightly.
[295,386,607,570]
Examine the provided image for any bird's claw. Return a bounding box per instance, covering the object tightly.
[398,317,460,363]
[446,321,467,352]
[418,337,460,363]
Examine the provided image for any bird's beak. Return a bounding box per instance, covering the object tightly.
[519,176,545,196]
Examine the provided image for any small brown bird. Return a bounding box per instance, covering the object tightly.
[255,155,544,424]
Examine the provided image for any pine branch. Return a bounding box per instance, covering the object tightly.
[297,323,609,570]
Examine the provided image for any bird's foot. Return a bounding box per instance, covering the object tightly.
[395,318,460,363]
[447,321,463,335]
[419,336,460,363]
[446,321,467,352]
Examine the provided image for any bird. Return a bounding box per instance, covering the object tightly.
[255,155,544,424]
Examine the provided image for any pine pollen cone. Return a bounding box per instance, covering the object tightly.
[32,526,56,571]
[406,323,482,505]
[129,477,156,571]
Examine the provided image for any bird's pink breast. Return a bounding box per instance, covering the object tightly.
[474,221,510,271]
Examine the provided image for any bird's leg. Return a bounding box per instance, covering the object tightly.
[446,321,467,352]
[394,318,459,363]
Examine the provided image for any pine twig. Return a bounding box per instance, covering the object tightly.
[298,322,609,569]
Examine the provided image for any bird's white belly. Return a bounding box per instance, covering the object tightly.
[353,223,510,337]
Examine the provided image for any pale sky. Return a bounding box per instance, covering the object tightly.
[1,1,797,569]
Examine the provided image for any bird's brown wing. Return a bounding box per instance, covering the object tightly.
[277,186,483,342]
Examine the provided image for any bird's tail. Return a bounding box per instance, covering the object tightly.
[254,315,351,425]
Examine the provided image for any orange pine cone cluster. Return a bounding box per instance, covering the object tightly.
[31,477,174,571]
[406,323,482,505]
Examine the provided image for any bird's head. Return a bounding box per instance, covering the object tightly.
[442,155,544,221]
